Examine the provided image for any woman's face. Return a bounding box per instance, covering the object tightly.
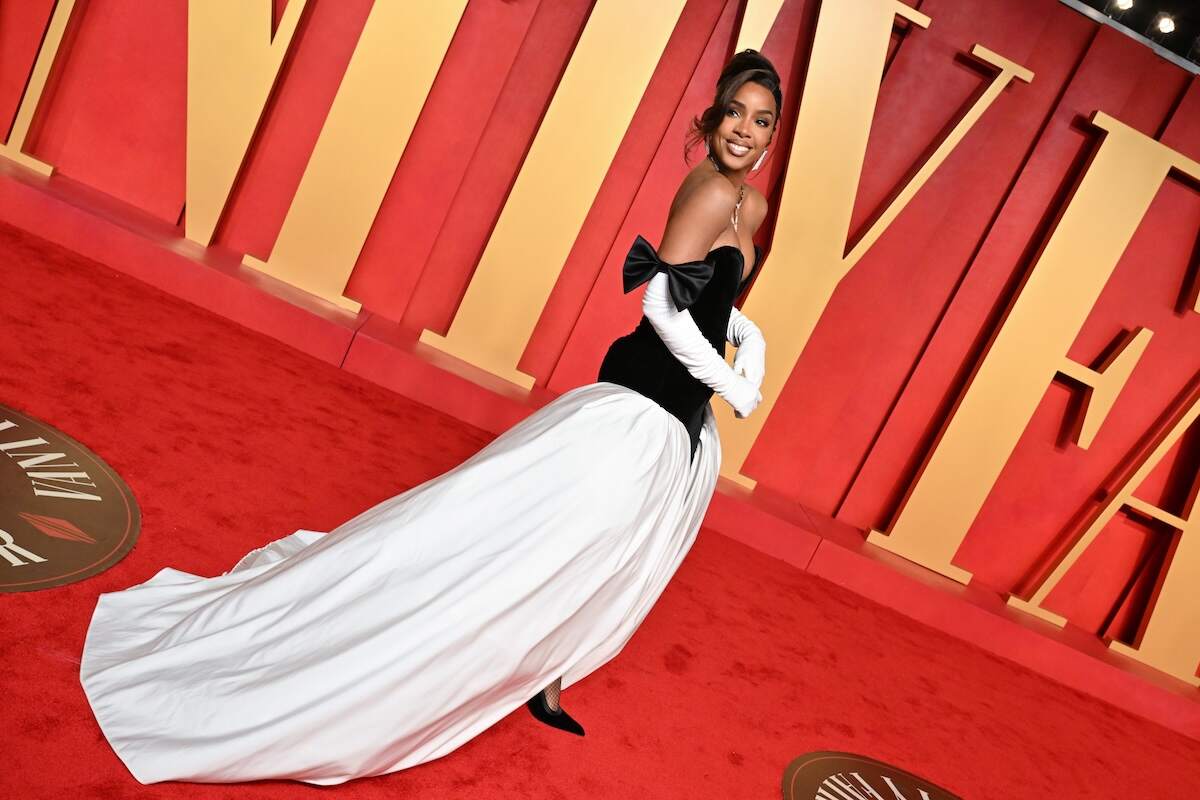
[709,81,777,172]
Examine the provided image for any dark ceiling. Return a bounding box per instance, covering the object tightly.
[1077,0,1200,62]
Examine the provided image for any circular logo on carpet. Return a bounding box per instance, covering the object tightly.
[782,751,960,800]
[0,404,140,592]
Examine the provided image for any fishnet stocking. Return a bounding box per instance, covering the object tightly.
[542,676,562,712]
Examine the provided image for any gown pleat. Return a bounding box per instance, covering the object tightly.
[79,381,721,785]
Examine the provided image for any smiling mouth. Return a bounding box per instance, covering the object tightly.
[725,139,751,157]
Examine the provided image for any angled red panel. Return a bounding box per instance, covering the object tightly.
[344,0,541,319]
[400,0,595,335]
[0,0,55,140]
[26,0,187,224]
[216,0,372,258]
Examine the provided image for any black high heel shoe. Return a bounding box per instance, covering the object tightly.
[526,688,585,736]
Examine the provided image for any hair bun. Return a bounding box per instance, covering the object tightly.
[718,49,781,86]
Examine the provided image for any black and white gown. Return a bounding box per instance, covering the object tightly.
[79,233,763,785]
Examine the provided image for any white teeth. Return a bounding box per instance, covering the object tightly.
[726,141,750,156]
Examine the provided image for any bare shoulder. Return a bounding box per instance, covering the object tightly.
[659,170,740,263]
[670,167,741,217]
[742,184,769,235]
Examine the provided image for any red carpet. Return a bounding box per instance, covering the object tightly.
[2,220,1198,799]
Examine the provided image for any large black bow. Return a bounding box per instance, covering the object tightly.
[621,234,714,311]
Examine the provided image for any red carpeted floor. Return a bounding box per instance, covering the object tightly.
[2,219,1199,799]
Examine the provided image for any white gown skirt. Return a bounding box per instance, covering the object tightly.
[79,382,721,785]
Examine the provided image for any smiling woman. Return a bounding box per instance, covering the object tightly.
[76,48,782,786]
[683,49,783,170]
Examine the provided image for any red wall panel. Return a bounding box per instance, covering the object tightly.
[215,0,373,258]
[26,0,186,224]
[0,0,56,141]
[343,0,541,320]
[5,0,1200,643]
[400,0,595,335]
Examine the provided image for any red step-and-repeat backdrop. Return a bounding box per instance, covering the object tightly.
[3,0,1199,684]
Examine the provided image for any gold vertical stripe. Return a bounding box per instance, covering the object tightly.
[185,0,308,245]
[735,0,786,52]
[244,1,469,312]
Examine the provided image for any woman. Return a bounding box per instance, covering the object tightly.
[79,49,781,785]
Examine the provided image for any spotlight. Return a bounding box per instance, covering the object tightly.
[1104,0,1133,17]
[1144,13,1176,40]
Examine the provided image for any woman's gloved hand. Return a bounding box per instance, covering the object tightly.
[642,272,762,418]
[727,307,765,391]
[724,374,762,418]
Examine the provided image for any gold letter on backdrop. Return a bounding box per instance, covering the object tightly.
[0,0,77,175]
[868,112,1200,583]
[735,0,786,53]
[1009,391,1200,686]
[419,0,688,389]
[244,1,469,312]
[185,0,308,245]
[712,0,1032,488]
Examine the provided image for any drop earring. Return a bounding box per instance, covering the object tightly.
[752,147,768,172]
[704,137,721,171]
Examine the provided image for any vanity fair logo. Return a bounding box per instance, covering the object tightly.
[783,752,960,800]
[0,405,140,591]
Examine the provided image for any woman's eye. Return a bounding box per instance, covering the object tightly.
[726,108,738,117]
[756,119,767,127]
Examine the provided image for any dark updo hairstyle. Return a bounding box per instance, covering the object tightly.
[685,49,783,164]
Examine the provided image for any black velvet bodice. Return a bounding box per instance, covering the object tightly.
[597,234,763,459]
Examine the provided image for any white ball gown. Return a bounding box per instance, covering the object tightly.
[79,232,765,785]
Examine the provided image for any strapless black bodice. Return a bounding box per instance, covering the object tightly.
[597,234,762,460]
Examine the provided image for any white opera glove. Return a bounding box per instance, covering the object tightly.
[726,306,766,390]
[642,271,762,418]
